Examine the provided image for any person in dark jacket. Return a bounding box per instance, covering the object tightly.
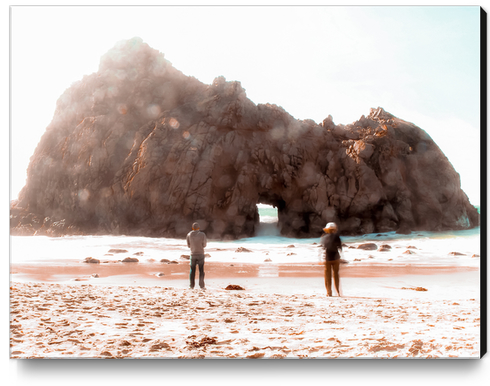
[320,222,342,297]
[186,222,207,290]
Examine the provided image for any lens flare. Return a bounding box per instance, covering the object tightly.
[78,189,90,202]
[169,118,180,129]
[147,104,161,118]
[117,104,127,115]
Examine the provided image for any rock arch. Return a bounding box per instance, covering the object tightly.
[11,38,479,239]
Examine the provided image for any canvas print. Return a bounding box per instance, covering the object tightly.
[10,5,483,359]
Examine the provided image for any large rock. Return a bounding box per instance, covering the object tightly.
[10,37,479,239]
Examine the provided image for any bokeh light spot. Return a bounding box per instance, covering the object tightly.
[147,104,161,118]
[117,104,127,115]
[78,189,90,202]
[169,118,180,129]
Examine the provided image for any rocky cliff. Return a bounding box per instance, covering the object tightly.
[11,37,479,239]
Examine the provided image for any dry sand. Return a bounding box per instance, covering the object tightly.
[10,260,481,359]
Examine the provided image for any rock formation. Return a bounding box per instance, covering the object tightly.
[10,37,479,239]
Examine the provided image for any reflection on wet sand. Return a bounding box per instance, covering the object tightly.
[11,260,478,285]
[258,264,279,278]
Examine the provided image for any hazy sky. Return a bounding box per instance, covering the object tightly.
[9,4,482,204]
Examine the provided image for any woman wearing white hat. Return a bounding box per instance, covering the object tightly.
[320,222,343,297]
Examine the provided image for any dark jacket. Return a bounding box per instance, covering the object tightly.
[186,230,207,255]
[320,233,342,261]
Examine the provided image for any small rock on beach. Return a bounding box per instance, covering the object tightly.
[121,257,139,263]
[225,284,245,290]
[83,257,100,264]
[161,259,179,264]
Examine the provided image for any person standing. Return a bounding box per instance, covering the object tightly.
[186,222,207,290]
[320,222,343,297]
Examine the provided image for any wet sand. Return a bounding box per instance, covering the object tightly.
[10,259,478,284]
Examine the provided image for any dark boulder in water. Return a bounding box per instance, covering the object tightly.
[108,249,128,254]
[357,243,378,251]
[449,252,465,256]
[235,247,253,253]
[10,37,479,239]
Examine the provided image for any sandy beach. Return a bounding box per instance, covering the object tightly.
[10,253,481,359]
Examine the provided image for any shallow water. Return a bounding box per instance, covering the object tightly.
[9,204,481,267]
[10,227,480,269]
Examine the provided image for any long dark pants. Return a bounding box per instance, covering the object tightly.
[324,259,340,296]
[189,254,205,289]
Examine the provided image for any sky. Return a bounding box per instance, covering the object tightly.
[8,3,482,205]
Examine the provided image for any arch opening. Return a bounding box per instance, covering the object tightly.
[256,204,279,237]
[255,196,286,237]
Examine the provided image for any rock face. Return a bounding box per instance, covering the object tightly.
[10,37,479,239]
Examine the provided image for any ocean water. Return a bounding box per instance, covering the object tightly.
[10,205,481,268]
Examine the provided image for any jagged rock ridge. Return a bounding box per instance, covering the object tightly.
[10,37,479,239]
